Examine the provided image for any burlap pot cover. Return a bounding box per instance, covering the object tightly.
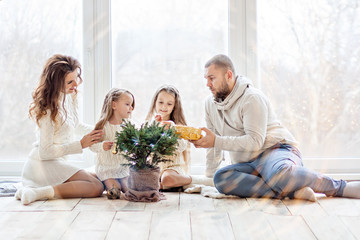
[124,166,166,202]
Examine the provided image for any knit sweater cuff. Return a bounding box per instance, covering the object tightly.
[66,141,83,155]
[205,168,216,178]
[214,136,223,149]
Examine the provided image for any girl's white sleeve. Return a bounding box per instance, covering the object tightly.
[38,115,83,160]
[89,141,104,153]
[176,138,188,153]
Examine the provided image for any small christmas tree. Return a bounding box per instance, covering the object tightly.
[114,120,179,170]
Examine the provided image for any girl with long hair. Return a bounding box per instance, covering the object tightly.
[146,85,192,189]
[90,88,135,199]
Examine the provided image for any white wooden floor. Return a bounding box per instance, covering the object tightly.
[1,192,360,240]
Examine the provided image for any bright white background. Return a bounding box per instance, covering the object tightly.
[0,0,359,179]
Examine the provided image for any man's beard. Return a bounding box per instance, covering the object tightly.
[214,80,231,102]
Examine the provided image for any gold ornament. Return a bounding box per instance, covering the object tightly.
[112,143,118,154]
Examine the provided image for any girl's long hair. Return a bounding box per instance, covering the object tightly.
[94,88,135,130]
[146,85,187,126]
[29,54,82,126]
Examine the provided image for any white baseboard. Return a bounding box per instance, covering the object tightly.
[0,161,24,176]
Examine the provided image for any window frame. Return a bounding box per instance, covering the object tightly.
[254,0,360,180]
[1,0,359,179]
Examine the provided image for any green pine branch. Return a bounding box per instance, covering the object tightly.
[115,120,179,170]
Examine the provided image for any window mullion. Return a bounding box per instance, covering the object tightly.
[82,0,111,168]
[229,0,258,86]
[83,0,111,125]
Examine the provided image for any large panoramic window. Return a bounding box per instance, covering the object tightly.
[258,1,360,160]
[111,0,229,168]
[0,0,83,173]
[5,0,358,177]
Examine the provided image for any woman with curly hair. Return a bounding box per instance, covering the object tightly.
[16,54,104,205]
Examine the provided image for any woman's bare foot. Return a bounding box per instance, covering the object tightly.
[293,187,316,202]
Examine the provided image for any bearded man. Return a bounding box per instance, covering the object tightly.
[191,54,360,201]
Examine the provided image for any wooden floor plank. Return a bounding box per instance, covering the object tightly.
[191,211,234,240]
[38,198,81,211]
[145,192,179,211]
[350,198,360,211]
[303,215,357,240]
[106,211,152,240]
[0,196,46,211]
[179,193,215,211]
[318,197,360,216]
[149,211,191,240]
[213,197,251,212]
[282,199,328,216]
[0,211,79,239]
[229,211,277,240]
[0,212,42,239]
[266,215,316,240]
[2,192,360,239]
[60,211,115,240]
[340,216,360,239]
[74,195,145,211]
[247,198,290,215]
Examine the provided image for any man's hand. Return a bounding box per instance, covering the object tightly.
[191,127,215,148]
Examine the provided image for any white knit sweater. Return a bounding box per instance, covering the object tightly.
[89,121,129,181]
[159,138,188,175]
[22,93,93,187]
[205,76,297,177]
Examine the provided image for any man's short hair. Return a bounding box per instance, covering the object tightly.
[205,54,236,75]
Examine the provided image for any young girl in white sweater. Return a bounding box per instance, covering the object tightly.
[90,88,135,199]
[146,85,192,189]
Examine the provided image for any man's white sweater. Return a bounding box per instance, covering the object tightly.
[205,76,297,177]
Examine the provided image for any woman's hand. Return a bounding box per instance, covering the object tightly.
[103,141,114,151]
[80,129,104,148]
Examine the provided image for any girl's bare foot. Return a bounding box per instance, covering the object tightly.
[106,187,120,200]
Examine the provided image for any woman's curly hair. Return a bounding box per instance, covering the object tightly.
[29,54,82,126]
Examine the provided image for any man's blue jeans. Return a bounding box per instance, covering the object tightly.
[213,144,346,198]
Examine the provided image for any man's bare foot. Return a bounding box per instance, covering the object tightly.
[293,187,316,202]
[342,181,360,198]
[190,175,214,187]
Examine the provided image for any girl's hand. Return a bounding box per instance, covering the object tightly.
[103,141,114,151]
[161,120,175,129]
[80,130,104,148]
[155,114,174,129]
[155,114,162,122]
